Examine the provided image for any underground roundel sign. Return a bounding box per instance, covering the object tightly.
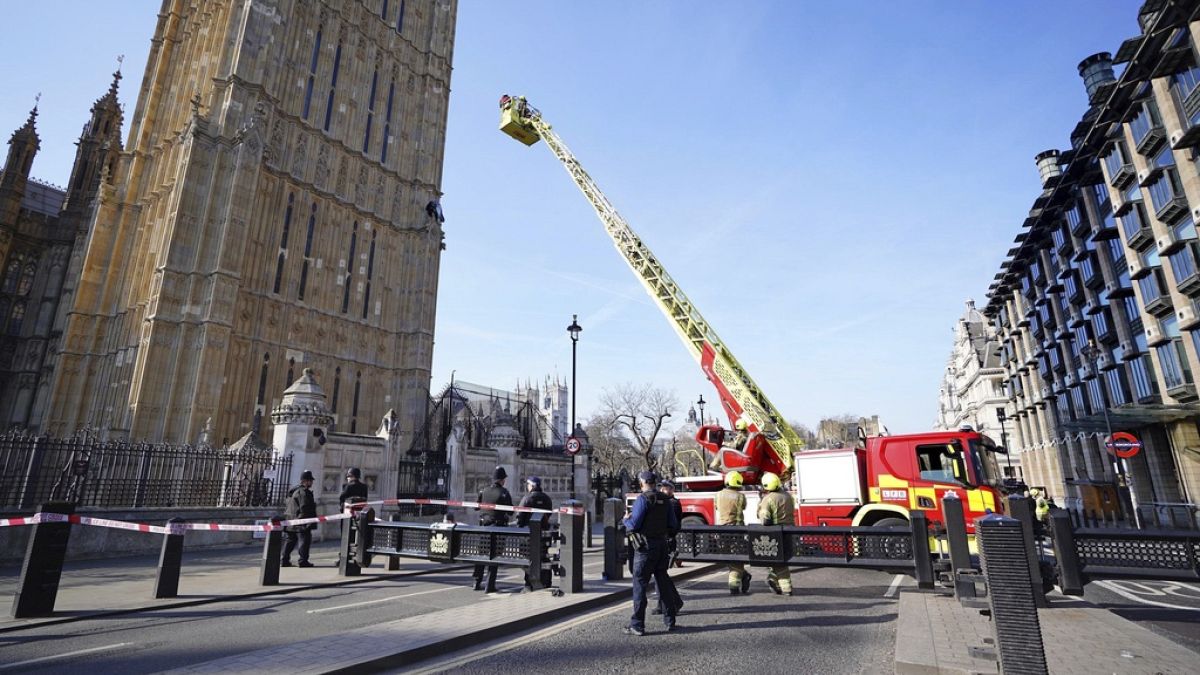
[565,436,582,456]
[1104,431,1142,459]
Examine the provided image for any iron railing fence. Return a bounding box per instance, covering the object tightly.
[0,431,291,510]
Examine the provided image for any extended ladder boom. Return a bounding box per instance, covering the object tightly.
[499,95,798,478]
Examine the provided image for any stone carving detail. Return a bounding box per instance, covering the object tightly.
[354,166,369,203]
[335,156,348,197]
[266,118,285,165]
[391,184,404,223]
[291,133,308,177]
[315,143,330,188]
[374,174,386,213]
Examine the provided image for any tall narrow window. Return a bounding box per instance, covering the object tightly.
[286,358,296,390]
[274,193,294,294]
[351,371,362,433]
[380,0,389,19]
[324,41,343,132]
[396,0,405,32]
[299,202,317,301]
[7,302,24,336]
[303,27,323,120]
[331,366,342,415]
[342,222,357,313]
[362,231,377,319]
[381,80,395,163]
[363,69,378,153]
[256,353,270,406]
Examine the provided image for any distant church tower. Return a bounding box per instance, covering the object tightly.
[43,0,457,442]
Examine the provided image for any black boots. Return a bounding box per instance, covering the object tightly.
[472,578,484,591]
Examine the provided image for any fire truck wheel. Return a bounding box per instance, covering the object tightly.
[860,517,911,560]
[681,516,705,529]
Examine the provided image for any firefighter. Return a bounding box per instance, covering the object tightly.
[715,470,751,594]
[757,472,795,596]
[710,418,751,471]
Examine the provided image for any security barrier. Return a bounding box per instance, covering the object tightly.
[1050,510,1200,595]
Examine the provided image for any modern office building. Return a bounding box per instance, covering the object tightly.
[983,0,1200,522]
[16,0,456,444]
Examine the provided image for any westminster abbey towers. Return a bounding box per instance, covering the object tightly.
[0,0,456,443]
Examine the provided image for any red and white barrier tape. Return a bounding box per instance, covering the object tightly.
[0,497,581,532]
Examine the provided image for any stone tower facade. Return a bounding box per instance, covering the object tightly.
[0,73,125,429]
[43,0,456,444]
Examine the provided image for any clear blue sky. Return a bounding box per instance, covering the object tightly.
[1,1,1142,434]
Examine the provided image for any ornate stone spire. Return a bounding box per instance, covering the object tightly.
[270,368,334,426]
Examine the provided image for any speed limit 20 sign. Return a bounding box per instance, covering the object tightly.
[565,437,582,456]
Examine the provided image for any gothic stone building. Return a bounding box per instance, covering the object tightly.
[0,74,125,428]
[16,0,456,444]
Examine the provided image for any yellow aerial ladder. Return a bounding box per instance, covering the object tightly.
[499,95,799,480]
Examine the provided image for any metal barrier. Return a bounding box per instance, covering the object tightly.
[345,507,586,593]
[1050,510,1200,595]
[670,511,935,587]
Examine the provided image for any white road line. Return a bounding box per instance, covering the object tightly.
[0,643,132,671]
[1094,580,1200,612]
[407,570,727,675]
[307,586,459,613]
[884,574,905,598]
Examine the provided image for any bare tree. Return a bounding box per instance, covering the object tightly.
[583,414,639,476]
[672,426,707,477]
[598,383,678,473]
[788,420,816,448]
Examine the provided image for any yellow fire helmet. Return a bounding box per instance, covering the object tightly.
[1029,488,1041,498]
[761,472,781,492]
[725,471,744,488]
[734,417,749,431]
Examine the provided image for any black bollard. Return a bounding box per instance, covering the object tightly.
[153,518,187,599]
[11,502,75,618]
[1005,495,1046,607]
[387,513,402,571]
[910,511,935,589]
[340,512,360,576]
[941,492,974,600]
[559,501,584,593]
[1049,511,1083,595]
[526,519,545,591]
[603,498,625,582]
[977,515,1049,675]
[260,517,283,586]
[356,508,375,568]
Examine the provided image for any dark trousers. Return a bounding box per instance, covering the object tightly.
[473,564,498,589]
[282,528,312,563]
[631,538,676,630]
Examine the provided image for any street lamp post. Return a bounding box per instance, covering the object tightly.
[696,394,706,427]
[1082,340,1139,527]
[995,407,1012,477]
[567,314,583,499]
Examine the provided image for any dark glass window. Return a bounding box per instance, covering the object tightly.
[343,222,357,313]
[256,353,270,405]
[1168,243,1200,283]
[381,81,395,163]
[324,42,343,132]
[1103,142,1130,179]
[1130,354,1155,400]
[396,0,406,32]
[303,28,322,120]
[351,371,362,433]
[363,69,378,153]
[381,0,389,19]
[1130,100,1163,147]
[362,232,377,320]
[332,366,342,415]
[7,301,25,335]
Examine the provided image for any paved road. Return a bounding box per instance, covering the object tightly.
[0,555,608,673]
[1074,579,1200,653]
[406,566,911,675]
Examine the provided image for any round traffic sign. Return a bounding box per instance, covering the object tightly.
[565,436,582,456]
[1104,431,1142,459]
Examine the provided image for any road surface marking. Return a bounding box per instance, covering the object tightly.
[884,574,905,598]
[1094,580,1200,612]
[0,643,132,670]
[307,586,458,613]
[407,570,726,675]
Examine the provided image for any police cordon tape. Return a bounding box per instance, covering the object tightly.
[0,497,582,533]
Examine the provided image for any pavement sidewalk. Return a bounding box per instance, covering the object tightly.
[895,591,1199,675]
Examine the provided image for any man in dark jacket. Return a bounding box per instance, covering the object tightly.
[622,471,680,635]
[473,466,513,593]
[339,467,369,509]
[282,470,317,568]
[517,476,553,590]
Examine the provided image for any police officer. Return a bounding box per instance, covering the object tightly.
[716,470,750,594]
[757,472,795,596]
[473,466,513,593]
[659,479,684,568]
[517,476,553,590]
[622,471,679,635]
[339,467,369,509]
